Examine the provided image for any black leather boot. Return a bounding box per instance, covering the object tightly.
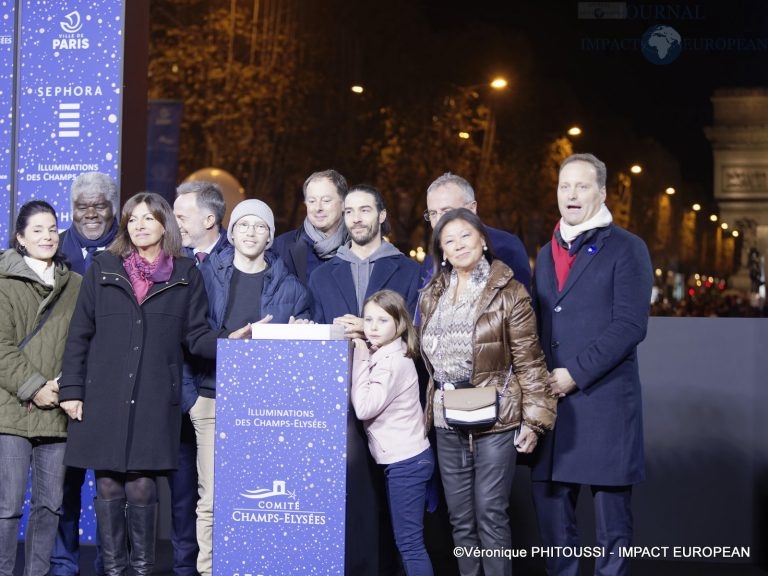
[94,498,128,576]
[126,502,157,576]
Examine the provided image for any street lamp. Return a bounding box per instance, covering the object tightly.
[489,77,508,90]
[567,126,582,137]
[458,76,509,224]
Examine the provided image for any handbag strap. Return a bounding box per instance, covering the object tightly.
[18,300,57,350]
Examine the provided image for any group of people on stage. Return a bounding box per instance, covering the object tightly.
[0,152,653,576]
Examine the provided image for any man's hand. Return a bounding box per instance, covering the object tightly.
[289,316,314,325]
[333,314,364,340]
[547,367,577,398]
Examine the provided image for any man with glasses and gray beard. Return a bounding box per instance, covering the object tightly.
[420,172,530,292]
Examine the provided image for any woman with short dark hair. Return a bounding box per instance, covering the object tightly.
[0,200,81,576]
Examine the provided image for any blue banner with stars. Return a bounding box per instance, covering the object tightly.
[214,338,349,575]
[13,0,125,230]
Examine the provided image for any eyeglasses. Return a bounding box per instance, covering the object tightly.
[235,222,270,235]
[423,203,472,222]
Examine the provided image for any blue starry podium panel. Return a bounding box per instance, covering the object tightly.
[214,338,350,576]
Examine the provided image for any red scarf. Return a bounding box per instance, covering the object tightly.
[122,249,173,303]
[551,222,576,292]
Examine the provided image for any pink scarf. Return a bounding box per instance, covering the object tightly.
[122,250,174,303]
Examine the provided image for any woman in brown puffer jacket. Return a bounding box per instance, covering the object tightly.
[420,208,556,576]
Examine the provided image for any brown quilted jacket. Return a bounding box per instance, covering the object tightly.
[419,259,556,435]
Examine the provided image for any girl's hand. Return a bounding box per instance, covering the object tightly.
[333,314,364,339]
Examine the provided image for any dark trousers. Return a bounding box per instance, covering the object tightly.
[345,411,380,576]
[168,414,200,576]
[436,428,517,576]
[531,481,633,576]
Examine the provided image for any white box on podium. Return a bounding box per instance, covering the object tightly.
[250,323,346,340]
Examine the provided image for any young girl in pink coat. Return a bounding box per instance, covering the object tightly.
[351,289,434,576]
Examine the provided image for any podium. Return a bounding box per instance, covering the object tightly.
[213,325,349,575]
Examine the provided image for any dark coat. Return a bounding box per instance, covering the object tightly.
[180,231,232,410]
[531,224,653,486]
[308,252,420,322]
[271,227,323,286]
[59,252,221,472]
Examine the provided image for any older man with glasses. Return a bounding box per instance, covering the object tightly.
[420,172,531,292]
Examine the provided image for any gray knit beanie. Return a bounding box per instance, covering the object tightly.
[227,199,275,248]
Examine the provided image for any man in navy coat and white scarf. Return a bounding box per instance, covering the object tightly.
[531,153,653,576]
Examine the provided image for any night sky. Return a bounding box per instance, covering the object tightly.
[350,0,768,202]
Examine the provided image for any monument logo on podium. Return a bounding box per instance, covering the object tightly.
[213,325,349,575]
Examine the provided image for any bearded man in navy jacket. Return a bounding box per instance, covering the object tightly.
[531,153,653,576]
[309,184,420,576]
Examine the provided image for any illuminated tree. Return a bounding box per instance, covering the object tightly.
[149,0,310,203]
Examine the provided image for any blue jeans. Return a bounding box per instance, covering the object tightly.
[384,447,435,576]
[0,434,66,576]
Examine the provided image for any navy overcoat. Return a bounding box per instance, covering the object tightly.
[59,252,221,472]
[308,252,420,322]
[531,224,653,486]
